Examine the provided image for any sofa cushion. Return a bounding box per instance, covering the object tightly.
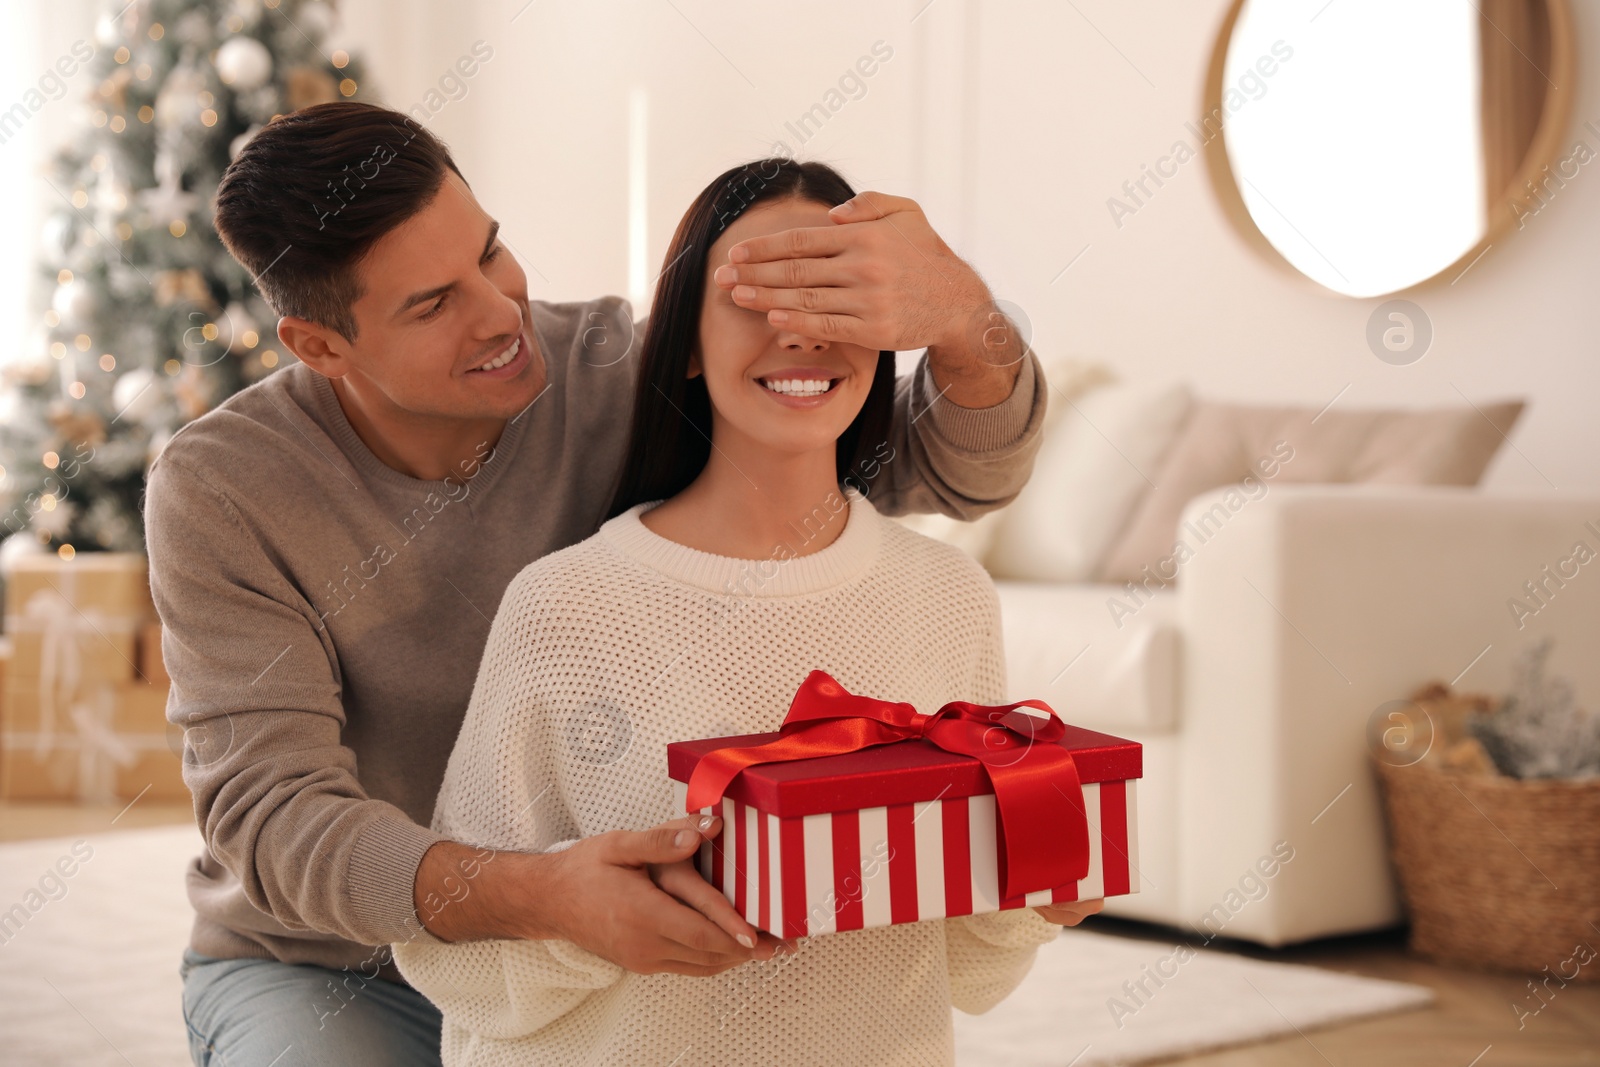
[893,355,1115,564]
[1098,398,1525,585]
[985,382,1193,582]
[995,580,1180,734]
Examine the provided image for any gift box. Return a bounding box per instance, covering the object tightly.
[3,553,152,618]
[4,553,151,685]
[669,671,1142,939]
[138,620,169,685]
[0,745,186,802]
[0,677,184,802]
[1,554,177,802]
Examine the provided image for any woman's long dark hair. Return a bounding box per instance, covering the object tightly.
[607,158,896,517]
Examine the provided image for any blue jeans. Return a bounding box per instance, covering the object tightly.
[180,948,443,1066]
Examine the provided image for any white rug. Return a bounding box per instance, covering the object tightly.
[953,928,1432,1066]
[0,825,1431,1066]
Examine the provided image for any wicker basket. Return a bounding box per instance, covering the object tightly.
[1375,758,1600,976]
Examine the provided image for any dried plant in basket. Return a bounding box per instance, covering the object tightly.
[1468,639,1600,780]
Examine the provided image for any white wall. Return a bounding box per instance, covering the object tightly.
[964,0,1600,492]
[342,0,929,312]
[19,0,1595,493]
[343,0,1598,491]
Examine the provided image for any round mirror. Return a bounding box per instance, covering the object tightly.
[1205,0,1574,297]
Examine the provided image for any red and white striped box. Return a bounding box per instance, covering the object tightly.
[668,724,1141,939]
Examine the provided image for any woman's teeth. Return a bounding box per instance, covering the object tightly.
[473,336,520,372]
[762,378,835,397]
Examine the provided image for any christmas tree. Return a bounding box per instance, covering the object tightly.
[0,0,365,560]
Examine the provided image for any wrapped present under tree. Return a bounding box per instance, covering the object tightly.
[1,553,184,801]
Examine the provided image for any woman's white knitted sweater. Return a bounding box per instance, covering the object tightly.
[393,490,1058,1066]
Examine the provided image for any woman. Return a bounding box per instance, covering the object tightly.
[394,158,1097,1066]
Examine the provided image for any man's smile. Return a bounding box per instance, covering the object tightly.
[466,327,531,378]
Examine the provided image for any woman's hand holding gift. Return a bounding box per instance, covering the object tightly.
[1033,899,1105,927]
[645,841,797,963]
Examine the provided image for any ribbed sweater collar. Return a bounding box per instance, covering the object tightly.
[600,488,882,597]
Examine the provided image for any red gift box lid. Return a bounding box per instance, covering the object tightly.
[667,724,1142,818]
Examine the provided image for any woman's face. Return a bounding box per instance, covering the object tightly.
[693,197,880,467]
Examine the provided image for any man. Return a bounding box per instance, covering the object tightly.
[150,101,1046,1066]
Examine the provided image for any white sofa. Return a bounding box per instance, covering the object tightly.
[996,484,1600,946]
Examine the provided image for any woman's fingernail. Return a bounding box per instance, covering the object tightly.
[736,934,755,950]
[832,201,854,216]
[675,830,696,848]
[769,310,789,325]
[697,815,714,832]
[730,246,749,263]
[715,265,736,285]
[734,285,755,302]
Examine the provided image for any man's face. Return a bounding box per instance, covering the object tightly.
[336,170,546,421]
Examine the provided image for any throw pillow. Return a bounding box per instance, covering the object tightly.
[984,382,1194,581]
[1097,397,1525,585]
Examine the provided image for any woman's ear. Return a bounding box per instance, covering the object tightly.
[687,347,703,379]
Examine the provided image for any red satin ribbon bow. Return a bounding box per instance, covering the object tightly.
[685,670,1089,899]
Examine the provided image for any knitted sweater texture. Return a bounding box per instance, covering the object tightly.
[393,491,1057,1066]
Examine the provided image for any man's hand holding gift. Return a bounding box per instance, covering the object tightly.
[414,813,789,976]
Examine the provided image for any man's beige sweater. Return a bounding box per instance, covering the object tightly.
[142,295,1045,984]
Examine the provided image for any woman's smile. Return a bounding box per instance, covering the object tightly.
[754,365,846,408]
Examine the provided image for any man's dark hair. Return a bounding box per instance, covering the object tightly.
[608,158,895,517]
[213,101,464,342]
